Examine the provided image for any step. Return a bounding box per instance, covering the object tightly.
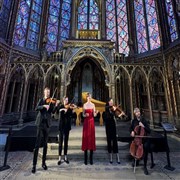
[47,141,129,150]
[39,148,130,160]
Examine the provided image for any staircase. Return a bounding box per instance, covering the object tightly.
[39,126,129,161]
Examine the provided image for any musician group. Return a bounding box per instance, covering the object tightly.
[32,87,154,175]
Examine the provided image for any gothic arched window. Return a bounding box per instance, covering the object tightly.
[165,0,178,42]
[13,0,43,50]
[78,0,99,30]
[46,0,72,52]
[0,0,13,38]
[106,0,129,56]
[134,0,160,54]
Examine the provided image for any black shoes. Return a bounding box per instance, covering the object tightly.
[144,167,149,175]
[64,159,69,164]
[90,159,93,165]
[31,166,36,173]
[32,164,47,173]
[57,160,62,165]
[42,163,48,170]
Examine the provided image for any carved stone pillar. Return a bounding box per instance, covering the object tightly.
[129,79,134,119]
[19,80,28,126]
[164,77,173,122]
[70,0,77,39]
[170,80,178,117]
[9,80,16,113]
[147,80,153,126]
[17,82,24,112]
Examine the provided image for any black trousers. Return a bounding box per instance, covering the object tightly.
[59,131,69,156]
[143,139,153,167]
[107,137,118,153]
[33,123,49,166]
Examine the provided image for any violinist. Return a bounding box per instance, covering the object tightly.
[32,87,58,174]
[55,96,75,165]
[130,108,151,175]
[103,98,120,164]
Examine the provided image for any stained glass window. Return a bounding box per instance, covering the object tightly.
[0,0,13,38]
[106,0,116,42]
[78,0,99,30]
[59,0,72,47]
[134,0,161,54]
[46,0,72,52]
[134,0,148,53]
[26,0,43,50]
[106,0,129,56]
[145,0,160,50]
[14,0,43,50]
[46,0,61,52]
[165,0,178,42]
[116,0,129,55]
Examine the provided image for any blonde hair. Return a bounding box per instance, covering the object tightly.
[134,107,140,114]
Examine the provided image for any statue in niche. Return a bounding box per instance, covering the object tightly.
[40,35,48,62]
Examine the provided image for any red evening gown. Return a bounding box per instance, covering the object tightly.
[82,109,96,151]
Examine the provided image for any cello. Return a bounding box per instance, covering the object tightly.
[130,125,145,173]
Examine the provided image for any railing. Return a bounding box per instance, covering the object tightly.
[76,30,100,40]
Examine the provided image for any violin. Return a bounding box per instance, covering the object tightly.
[64,103,77,109]
[130,125,145,160]
[109,105,127,118]
[45,98,57,104]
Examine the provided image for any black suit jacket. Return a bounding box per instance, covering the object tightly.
[55,104,73,133]
[35,98,54,128]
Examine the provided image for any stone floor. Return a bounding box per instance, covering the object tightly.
[0,126,180,180]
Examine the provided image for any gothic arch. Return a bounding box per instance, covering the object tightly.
[65,46,112,85]
[131,66,148,81]
[4,64,25,113]
[28,64,44,81]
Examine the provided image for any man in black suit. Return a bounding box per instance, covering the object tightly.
[32,87,58,173]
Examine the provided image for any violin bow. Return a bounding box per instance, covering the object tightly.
[48,87,57,105]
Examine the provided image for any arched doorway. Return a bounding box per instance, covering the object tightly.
[67,57,108,103]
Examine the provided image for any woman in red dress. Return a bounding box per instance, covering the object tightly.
[82,93,98,165]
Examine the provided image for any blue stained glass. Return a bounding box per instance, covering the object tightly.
[117,0,129,55]
[145,0,160,50]
[14,0,31,47]
[14,0,43,50]
[46,0,61,52]
[27,0,42,50]
[106,0,116,42]
[59,0,72,48]
[165,0,178,42]
[78,0,88,30]
[134,0,148,53]
[46,0,72,51]
[106,0,129,56]
[78,0,99,30]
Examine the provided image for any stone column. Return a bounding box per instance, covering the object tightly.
[70,0,77,39]
[129,79,134,119]
[170,80,178,117]
[147,80,153,127]
[9,80,16,113]
[164,77,173,122]
[19,80,28,126]
[17,82,24,112]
